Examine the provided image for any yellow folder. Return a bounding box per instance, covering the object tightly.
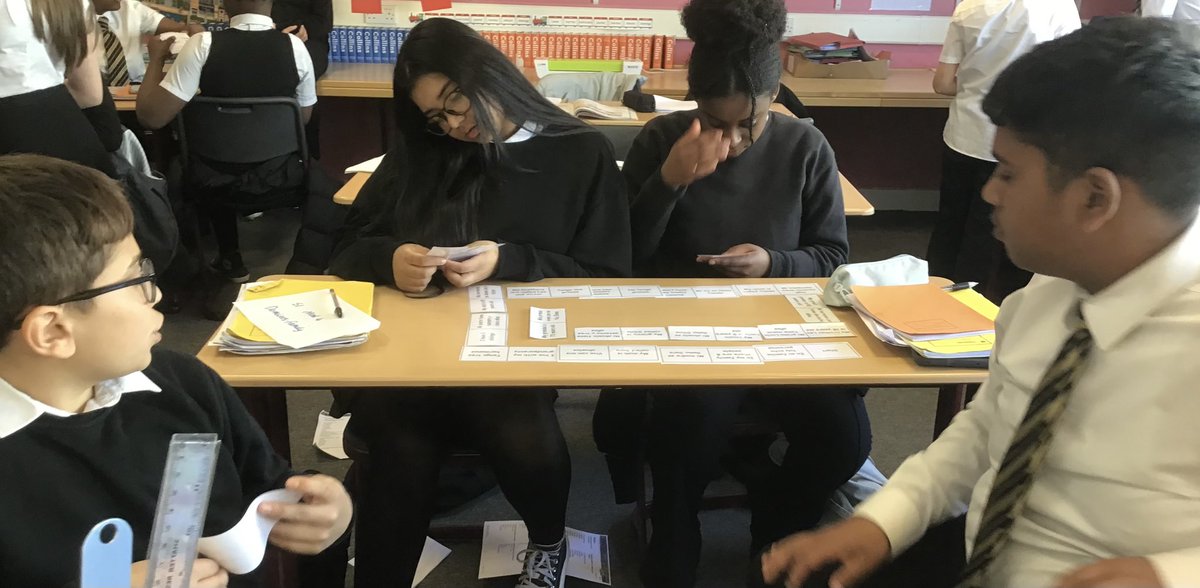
[228,279,376,343]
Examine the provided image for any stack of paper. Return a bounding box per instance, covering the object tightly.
[849,284,998,360]
[214,279,380,355]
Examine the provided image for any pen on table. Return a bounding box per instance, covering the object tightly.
[942,281,979,292]
[329,288,344,318]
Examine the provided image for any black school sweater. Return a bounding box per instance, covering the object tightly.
[329,130,632,284]
[624,110,849,279]
[0,349,290,588]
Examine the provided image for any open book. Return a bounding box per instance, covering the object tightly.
[555,98,638,121]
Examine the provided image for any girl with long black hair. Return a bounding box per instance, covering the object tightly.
[620,0,872,585]
[329,17,630,588]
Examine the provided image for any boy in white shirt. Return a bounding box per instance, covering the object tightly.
[926,0,1079,303]
[92,0,202,86]
[762,17,1200,588]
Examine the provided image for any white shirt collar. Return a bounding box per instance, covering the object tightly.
[229,13,276,31]
[0,371,161,438]
[1081,218,1200,350]
[504,124,539,144]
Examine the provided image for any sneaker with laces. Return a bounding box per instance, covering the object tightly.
[515,536,569,588]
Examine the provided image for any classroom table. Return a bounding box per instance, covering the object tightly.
[197,276,984,463]
[316,63,950,108]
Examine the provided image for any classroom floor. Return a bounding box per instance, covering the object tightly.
[158,209,941,588]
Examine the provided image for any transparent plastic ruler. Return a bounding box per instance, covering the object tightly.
[143,433,221,588]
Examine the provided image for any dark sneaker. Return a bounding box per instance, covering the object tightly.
[515,536,568,588]
[211,256,250,283]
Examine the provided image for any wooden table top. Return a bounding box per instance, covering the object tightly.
[196,277,985,389]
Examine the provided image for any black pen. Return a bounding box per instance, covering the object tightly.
[329,288,344,318]
[942,281,979,292]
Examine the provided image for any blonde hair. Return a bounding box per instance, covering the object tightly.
[29,0,91,69]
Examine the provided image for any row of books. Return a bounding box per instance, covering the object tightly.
[329,27,409,64]
[478,32,677,70]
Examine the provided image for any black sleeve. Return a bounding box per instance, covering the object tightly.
[623,119,686,265]
[328,151,406,285]
[81,86,123,152]
[198,365,293,497]
[303,0,333,43]
[492,136,632,280]
[765,134,850,278]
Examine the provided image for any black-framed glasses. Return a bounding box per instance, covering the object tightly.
[53,258,158,305]
[425,88,472,136]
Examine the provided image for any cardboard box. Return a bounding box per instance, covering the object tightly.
[786,47,891,79]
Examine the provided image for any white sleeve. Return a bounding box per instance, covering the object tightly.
[1141,0,1179,16]
[159,31,210,103]
[938,21,964,65]
[852,291,1027,556]
[135,0,165,35]
[289,34,317,107]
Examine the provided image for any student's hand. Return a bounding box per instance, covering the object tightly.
[146,35,173,63]
[282,25,309,42]
[761,517,891,588]
[392,243,446,293]
[700,243,771,278]
[185,23,205,35]
[442,240,501,288]
[660,118,731,189]
[1057,557,1164,588]
[260,475,353,555]
[131,558,229,588]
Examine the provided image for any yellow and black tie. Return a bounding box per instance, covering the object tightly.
[98,16,130,87]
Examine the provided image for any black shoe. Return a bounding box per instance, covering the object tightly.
[211,256,250,283]
[516,536,568,588]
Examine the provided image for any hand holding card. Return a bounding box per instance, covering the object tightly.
[697,243,771,278]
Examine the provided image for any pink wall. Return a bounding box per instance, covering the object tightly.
[460,0,955,16]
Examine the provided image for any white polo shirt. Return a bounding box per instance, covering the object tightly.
[159,12,316,107]
[98,0,166,83]
[1142,0,1200,22]
[0,0,89,98]
[939,0,1080,162]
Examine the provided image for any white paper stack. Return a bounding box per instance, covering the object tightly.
[214,283,381,355]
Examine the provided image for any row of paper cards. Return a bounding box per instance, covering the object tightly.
[470,296,838,322]
[468,283,825,301]
[460,343,861,363]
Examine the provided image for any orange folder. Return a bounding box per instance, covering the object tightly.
[851,283,995,336]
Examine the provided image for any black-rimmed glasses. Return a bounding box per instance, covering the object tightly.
[54,258,159,305]
[425,88,472,136]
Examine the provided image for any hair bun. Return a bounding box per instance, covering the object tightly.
[681,0,787,53]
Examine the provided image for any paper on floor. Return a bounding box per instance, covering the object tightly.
[312,410,350,460]
[349,537,451,588]
[478,521,611,585]
[344,155,384,174]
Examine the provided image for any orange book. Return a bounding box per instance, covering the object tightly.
[571,34,581,59]
[501,33,511,58]
[652,34,664,69]
[635,36,647,69]
[664,36,676,69]
[623,35,635,61]
[643,35,654,68]
[523,33,533,60]
[508,33,517,58]
[850,284,996,336]
[587,34,598,59]
[610,35,620,61]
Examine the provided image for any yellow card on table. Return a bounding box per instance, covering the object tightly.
[228,279,375,343]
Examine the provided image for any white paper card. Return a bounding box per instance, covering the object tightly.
[609,345,661,363]
[758,324,809,339]
[776,283,824,296]
[460,346,508,361]
[735,284,781,297]
[530,307,565,322]
[198,489,303,574]
[709,347,764,364]
[312,410,350,460]
[802,322,855,338]
[620,327,670,341]
[233,290,381,350]
[466,328,508,346]
[529,307,567,340]
[713,327,764,342]
[428,242,501,262]
[805,342,862,360]
[693,285,739,299]
[412,537,451,587]
[507,347,560,362]
[668,326,716,341]
[470,298,507,313]
[478,521,612,585]
[618,285,662,298]
[550,285,592,298]
[507,286,552,299]
[585,286,622,299]
[660,347,713,364]
[558,345,611,362]
[575,327,624,341]
[469,313,509,329]
[657,287,697,299]
[785,293,825,309]
[755,344,814,362]
[798,306,840,323]
[469,285,503,300]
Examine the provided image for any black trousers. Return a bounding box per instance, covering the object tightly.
[755,515,967,588]
[0,85,114,176]
[345,388,571,588]
[926,146,1032,304]
[642,388,872,588]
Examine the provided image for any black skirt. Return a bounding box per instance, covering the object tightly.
[0,84,114,176]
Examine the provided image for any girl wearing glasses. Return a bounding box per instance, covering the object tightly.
[596,0,872,586]
[329,17,630,588]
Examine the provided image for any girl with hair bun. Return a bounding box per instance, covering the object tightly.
[620,0,872,585]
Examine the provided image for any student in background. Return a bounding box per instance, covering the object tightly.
[329,17,630,588]
[0,0,114,175]
[763,18,1200,588]
[136,0,317,283]
[927,0,1079,303]
[615,0,869,586]
[91,0,203,87]
[0,154,354,588]
[1142,0,1200,24]
[273,0,331,158]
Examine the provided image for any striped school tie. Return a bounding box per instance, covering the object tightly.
[957,306,1093,588]
[98,16,130,87]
